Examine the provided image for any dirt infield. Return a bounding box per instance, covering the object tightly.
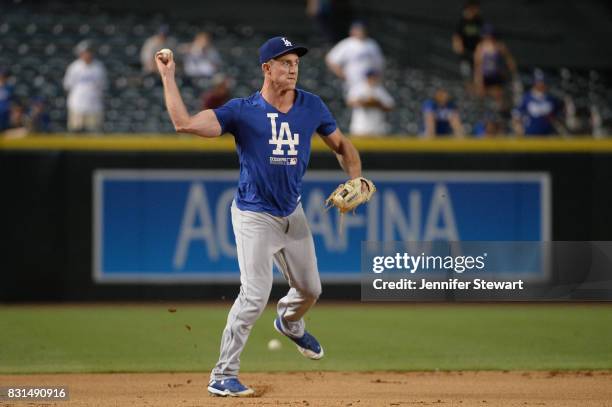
[1,371,612,407]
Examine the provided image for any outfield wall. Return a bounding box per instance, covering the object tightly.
[2,136,612,301]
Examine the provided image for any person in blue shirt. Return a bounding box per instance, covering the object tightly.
[422,88,464,138]
[0,69,14,131]
[155,36,369,397]
[513,69,564,136]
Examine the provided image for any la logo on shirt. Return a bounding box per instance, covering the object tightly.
[267,113,299,166]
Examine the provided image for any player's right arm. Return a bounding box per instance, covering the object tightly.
[155,51,222,138]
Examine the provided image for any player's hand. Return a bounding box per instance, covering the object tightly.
[155,49,175,79]
[325,177,376,214]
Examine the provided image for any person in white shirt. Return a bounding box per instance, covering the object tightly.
[180,32,222,79]
[326,21,385,97]
[346,70,394,136]
[63,41,107,132]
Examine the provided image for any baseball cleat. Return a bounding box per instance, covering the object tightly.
[207,378,254,397]
[274,317,324,360]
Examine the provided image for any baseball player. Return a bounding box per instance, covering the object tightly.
[156,36,370,397]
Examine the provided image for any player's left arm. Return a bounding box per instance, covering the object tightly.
[320,129,362,179]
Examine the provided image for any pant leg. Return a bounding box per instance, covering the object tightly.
[274,203,322,338]
[84,111,103,132]
[67,110,84,132]
[210,202,282,380]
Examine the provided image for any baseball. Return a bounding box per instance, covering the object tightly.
[267,339,282,351]
[157,48,173,64]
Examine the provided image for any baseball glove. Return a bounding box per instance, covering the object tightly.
[325,177,376,214]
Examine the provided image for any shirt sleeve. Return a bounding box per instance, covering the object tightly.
[326,40,347,66]
[213,98,241,135]
[316,97,337,136]
[63,63,76,91]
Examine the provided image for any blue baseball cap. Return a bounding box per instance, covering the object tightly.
[259,36,308,64]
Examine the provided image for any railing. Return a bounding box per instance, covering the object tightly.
[2,134,612,153]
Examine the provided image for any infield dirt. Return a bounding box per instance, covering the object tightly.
[1,371,611,406]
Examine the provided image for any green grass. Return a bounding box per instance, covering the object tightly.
[0,304,611,374]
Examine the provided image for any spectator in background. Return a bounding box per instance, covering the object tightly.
[346,69,394,136]
[452,0,484,87]
[572,105,600,136]
[201,74,231,110]
[28,96,51,133]
[63,40,107,133]
[140,25,177,75]
[473,112,504,138]
[1,97,51,138]
[0,69,14,131]
[422,88,464,138]
[1,102,28,138]
[473,24,518,112]
[9,102,27,128]
[180,32,222,79]
[326,21,385,97]
[512,69,564,136]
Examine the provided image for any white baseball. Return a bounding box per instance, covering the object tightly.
[157,48,173,63]
[267,339,282,351]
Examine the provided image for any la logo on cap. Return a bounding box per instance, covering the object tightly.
[281,37,292,47]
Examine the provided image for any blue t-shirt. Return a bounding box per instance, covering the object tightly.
[515,91,562,136]
[214,89,337,217]
[422,99,457,136]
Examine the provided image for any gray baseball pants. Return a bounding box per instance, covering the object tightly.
[210,200,322,380]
